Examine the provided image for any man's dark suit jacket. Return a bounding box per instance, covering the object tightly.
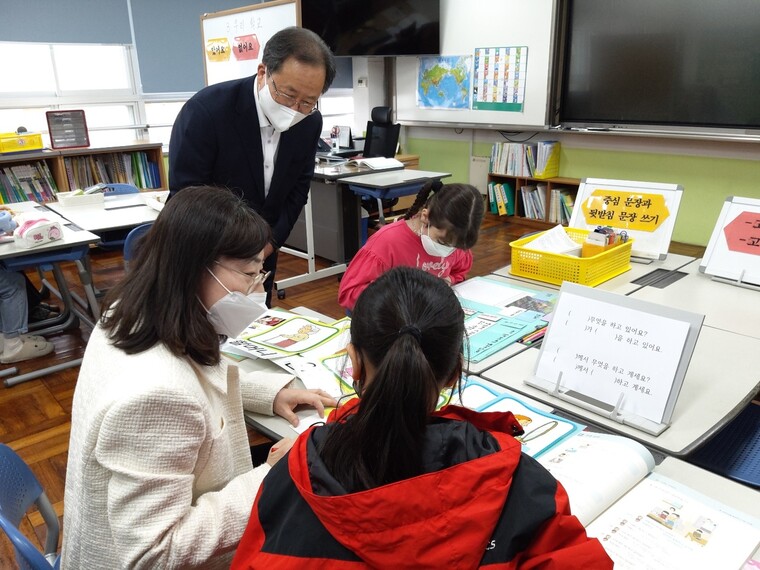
[168,76,322,249]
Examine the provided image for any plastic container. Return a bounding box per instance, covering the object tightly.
[56,191,105,207]
[510,227,632,287]
[0,132,43,154]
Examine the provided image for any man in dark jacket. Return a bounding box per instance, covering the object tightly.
[169,27,336,303]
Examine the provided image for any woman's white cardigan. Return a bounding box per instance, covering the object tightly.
[61,324,292,569]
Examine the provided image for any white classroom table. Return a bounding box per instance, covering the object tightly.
[45,191,166,232]
[492,253,695,296]
[480,325,760,457]
[1,205,101,387]
[629,258,760,341]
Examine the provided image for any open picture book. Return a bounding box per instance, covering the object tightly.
[537,431,760,569]
[343,156,404,170]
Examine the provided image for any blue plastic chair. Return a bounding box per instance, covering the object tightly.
[123,222,153,271]
[0,444,60,569]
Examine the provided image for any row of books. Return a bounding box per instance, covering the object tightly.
[520,184,547,219]
[63,151,162,191]
[549,187,575,224]
[489,141,561,178]
[486,181,515,216]
[0,162,59,204]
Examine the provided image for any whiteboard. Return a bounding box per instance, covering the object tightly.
[201,0,298,86]
[699,196,760,287]
[569,178,683,261]
[395,0,557,128]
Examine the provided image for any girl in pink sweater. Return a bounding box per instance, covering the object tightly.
[338,181,484,311]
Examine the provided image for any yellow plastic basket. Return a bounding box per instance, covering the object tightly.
[510,227,632,287]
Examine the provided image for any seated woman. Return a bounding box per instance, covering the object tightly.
[338,181,485,312]
[233,266,612,568]
[62,185,336,569]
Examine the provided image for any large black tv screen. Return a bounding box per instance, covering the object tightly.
[559,0,760,131]
[301,0,440,57]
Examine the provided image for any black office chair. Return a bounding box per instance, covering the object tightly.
[363,106,400,158]
[361,107,402,222]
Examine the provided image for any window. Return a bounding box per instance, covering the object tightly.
[0,41,145,147]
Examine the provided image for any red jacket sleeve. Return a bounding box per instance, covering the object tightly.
[513,482,613,569]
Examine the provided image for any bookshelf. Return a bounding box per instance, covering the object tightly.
[487,174,581,230]
[0,142,167,204]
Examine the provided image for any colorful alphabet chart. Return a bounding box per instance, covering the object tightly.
[472,46,528,112]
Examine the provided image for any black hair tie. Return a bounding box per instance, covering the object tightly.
[398,324,422,342]
[430,179,444,193]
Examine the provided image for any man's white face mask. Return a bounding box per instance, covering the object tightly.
[259,80,309,132]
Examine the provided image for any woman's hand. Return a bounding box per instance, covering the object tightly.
[273,388,338,426]
[266,437,295,466]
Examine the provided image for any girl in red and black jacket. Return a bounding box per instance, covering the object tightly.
[232,266,612,569]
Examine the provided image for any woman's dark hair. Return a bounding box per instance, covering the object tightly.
[404,181,485,249]
[100,185,272,366]
[262,26,336,93]
[319,266,465,491]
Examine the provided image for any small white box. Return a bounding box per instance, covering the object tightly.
[56,191,105,207]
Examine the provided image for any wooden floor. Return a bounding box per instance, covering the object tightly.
[0,213,705,566]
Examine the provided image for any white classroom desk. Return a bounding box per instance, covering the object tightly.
[0,202,99,261]
[1,211,100,387]
[45,191,165,232]
[629,258,760,340]
[479,324,760,457]
[492,253,695,296]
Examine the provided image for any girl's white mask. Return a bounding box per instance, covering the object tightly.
[420,225,456,258]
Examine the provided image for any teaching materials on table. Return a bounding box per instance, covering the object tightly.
[462,378,584,458]
[699,196,760,289]
[527,282,703,435]
[569,178,682,261]
[453,276,557,363]
[538,431,760,569]
[343,157,404,170]
[510,227,632,287]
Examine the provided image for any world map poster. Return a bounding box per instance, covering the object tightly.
[417,55,472,110]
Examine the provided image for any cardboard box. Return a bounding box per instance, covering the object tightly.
[0,132,44,154]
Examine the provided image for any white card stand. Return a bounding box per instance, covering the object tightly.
[699,196,760,291]
[525,283,704,437]
[569,178,683,262]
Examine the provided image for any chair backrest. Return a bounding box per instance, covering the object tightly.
[123,222,153,271]
[0,444,59,570]
[363,106,401,158]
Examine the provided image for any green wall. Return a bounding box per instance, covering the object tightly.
[406,137,760,246]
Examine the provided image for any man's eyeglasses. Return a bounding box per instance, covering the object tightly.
[268,74,319,114]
